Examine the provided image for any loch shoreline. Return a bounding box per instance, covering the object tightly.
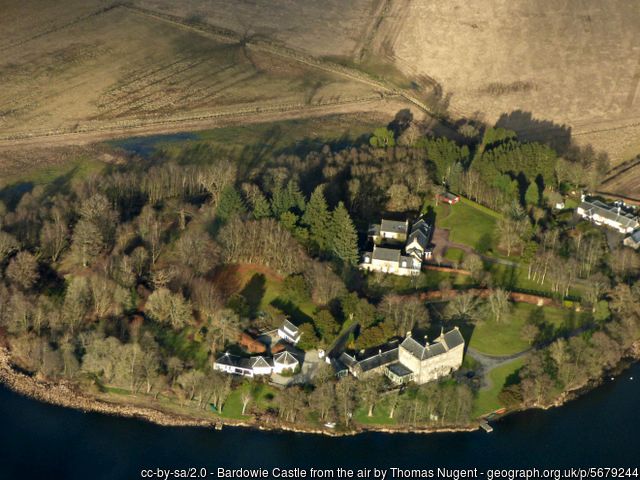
[1,342,638,438]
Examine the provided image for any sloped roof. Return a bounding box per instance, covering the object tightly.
[281,319,299,335]
[387,362,413,378]
[372,246,401,263]
[274,351,299,366]
[579,200,639,229]
[380,219,408,234]
[215,353,254,370]
[400,328,464,361]
[251,356,273,368]
[443,327,465,349]
[357,348,399,372]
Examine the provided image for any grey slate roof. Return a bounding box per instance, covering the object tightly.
[215,353,254,370]
[368,224,381,236]
[380,219,408,235]
[357,348,399,373]
[400,328,464,361]
[372,246,401,263]
[443,328,465,349]
[387,362,413,378]
[578,200,639,229]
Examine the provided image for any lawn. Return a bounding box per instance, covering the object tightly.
[430,197,500,253]
[371,269,472,295]
[114,113,381,165]
[468,303,569,356]
[444,247,465,264]
[0,155,106,208]
[473,356,526,417]
[234,264,317,324]
[214,382,278,419]
[489,263,584,299]
[353,396,397,426]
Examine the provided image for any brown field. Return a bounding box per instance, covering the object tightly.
[0,1,389,142]
[1,0,639,180]
[379,0,640,164]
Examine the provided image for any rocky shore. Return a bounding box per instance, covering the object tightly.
[0,347,477,437]
[1,342,638,437]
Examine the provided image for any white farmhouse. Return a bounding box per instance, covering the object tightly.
[360,246,421,276]
[213,353,273,377]
[576,198,639,234]
[278,319,301,345]
[405,219,433,261]
[369,219,409,244]
[360,217,433,276]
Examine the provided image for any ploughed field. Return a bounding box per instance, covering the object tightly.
[0,1,379,140]
[384,0,640,164]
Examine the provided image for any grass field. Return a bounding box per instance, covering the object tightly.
[432,197,500,253]
[468,303,569,356]
[473,356,526,417]
[233,265,317,325]
[214,382,277,419]
[113,113,383,162]
[444,247,465,264]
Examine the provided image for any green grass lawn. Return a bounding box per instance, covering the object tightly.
[114,114,380,165]
[444,247,465,263]
[0,155,106,189]
[489,263,584,299]
[235,266,317,324]
[372,269,472,295]
[473,356,526,417]
[0,155,106,208]
[214,382,278,419]
[353,396,397,425]
[468,303,569,356]
[429,197,500,253]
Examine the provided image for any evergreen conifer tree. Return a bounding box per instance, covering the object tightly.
[301,185,331,252]
[329,202,359,266]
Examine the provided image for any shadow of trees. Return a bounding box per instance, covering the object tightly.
[495,110,572,155]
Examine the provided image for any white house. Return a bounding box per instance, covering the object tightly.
[405,219,433,261]
[360,217,433,276]
[273,351,299,374]
[576,198,639,234]
[368,219,409,244]
[278,319,301,345]
[360,246,421,276]
[213,353,273,377]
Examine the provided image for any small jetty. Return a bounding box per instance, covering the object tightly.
[479,420,493,433]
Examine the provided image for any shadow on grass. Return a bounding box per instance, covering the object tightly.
[270,298,313,325]
[240,273,266,319]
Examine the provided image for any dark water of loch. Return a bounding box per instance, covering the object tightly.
[0,363,638,480]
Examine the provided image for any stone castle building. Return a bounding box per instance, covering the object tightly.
[338,327,465,385]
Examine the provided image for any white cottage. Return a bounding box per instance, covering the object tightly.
[213,353,273,377]
[273,351,299,374]
[576,198,639,234]
[277,319,301,345]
